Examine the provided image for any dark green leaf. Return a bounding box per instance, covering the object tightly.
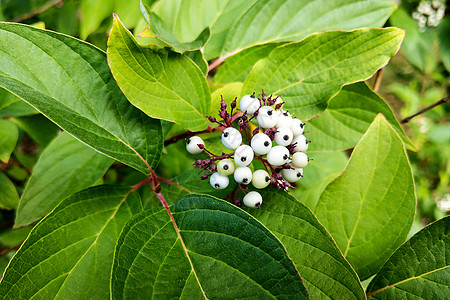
[367,216,450,299]
[308,82,414,151]
[243,28,404,119]
[107,16,210,131]
[315,115,416,280]
[249,190,366,299]
[0,119,18,162]
[0,185,143,299]
[80,0,114,39]
[438,18,450,72]
[112,194,308,299]
[11,114,59,147]
[0,22,163,175]
[15,132,114,227]
[0,172,19,210]
[0,88,36,117]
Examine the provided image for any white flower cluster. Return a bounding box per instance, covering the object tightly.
[186,94,311,209]
[413,1,446,30]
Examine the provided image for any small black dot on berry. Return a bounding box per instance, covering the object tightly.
[223,132,229,137]
[300,123,304,128]
[187,139,191,144]
[243,178,248,183]
[215,183,220,188]
[264,141,270,147]
[283,154,288,160]
[265,176,270,182]
[267,111,273,116]
[297,173,301,177]
[283,112,289,116]
[283,135,289,140]
[224,165,229,170]
[241,157,246,162]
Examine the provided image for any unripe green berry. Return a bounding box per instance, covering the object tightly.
[217,159,235,176]
[252,170,271,189]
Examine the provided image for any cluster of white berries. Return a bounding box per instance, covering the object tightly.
[413,1,446,30]
[186,92,311,209]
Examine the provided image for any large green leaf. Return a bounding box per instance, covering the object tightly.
[307,82,414,151]
[0,22,163,175]
[221,0,396,56]
[0,172,19,210]
[80,0,114,39]
[249,190,365,299]
[315,114,416,280]
[367,216,450,299]
[438,18,450,73]
[107,16,210,131]
[0,185,142,299]
[15,132,114,227]
[10,114,59,147]
[242,28,404,119]
[0,119,18,163]
[0,88,36,117]
[112,194,308,299]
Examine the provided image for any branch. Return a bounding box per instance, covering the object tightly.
[401,96,448,124]
[373,68,384,92]
[164,126,216,147]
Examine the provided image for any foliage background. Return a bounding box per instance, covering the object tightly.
[0,0,448,294]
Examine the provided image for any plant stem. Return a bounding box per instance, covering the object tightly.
[401,95,448,124]
[157,176,192,193]
[373,68,384,92]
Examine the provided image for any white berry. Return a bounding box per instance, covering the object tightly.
[276,110,293,128]
[252,170,271,189]
[240,94,260,115]
[281,167,303,183]
[292,135,309,152]
[292,152,308,168]
[274,127,293,146]
[251,133,272,155]
[186,136,204,154]
[266,145,290,166]
[291,118,305,136]
[222,127,242,150]
[243,191,263,208]
[234,166,252,184]
[256,106,277,128]
[217,159,235,176]
[234,145,254,167]
[210,172,229,189]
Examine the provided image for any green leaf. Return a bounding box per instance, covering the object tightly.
[249,190,365,299]
[315,114,416,280]
[0,185,143,299]
[0,88,36,117]
[149,12,210,51]
[213,42,283,84]
[209,81,243,114]
[80,0,114,39]
[296,173,341,212]
[112,194,308,299]
[0,22,163,175]
[0,172,19,210]
[367,216,450,299]
[308,82,414,151]
[15,132,114,227]
[107,16,210,131]
[221,0,396,56]
[243,28,404,119]
[185,50,208,75]
[11,114,59,147]
[0,119,18,163]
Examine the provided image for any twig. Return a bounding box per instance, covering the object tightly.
[164,126,216,147]
[207,49,241,75]
[401,96,448,124]
[373,68,384,92]
[0,244,21,257]
[13,0,63,22]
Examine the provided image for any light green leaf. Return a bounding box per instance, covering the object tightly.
[0,88,36,117]
[0,119,18,163]
[296,173,341,212]
[149,12,210,51]
[112,194,309,299]
[107,16,210,131]
[11,114,59,147]
[0,22,163,175]
[185,50,208,75]
[0,172,19,210]
[15,132,114,227]
[222,0,396,56]
[315,114,416,280]
[249,190,365,299]
[243,28,404,119]
[212,42,283,84]
[209,81,243,114]
[308,82,414,151]
[0,185,143,299]
[367,216,450,299]
[80,0,114,39]
[438,18,450,72]
[114,0,142,29]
